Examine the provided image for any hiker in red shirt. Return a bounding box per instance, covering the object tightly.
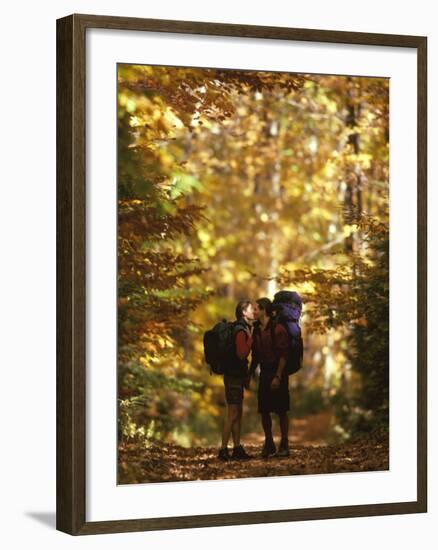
[248,297,291,458]
[217,300,255,461]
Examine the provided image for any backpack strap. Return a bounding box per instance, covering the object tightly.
[232,319,247,336]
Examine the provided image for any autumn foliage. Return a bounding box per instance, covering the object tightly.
[117,64,390,468]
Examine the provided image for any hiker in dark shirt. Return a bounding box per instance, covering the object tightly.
[248,297,291,458]
[218,300,255,461]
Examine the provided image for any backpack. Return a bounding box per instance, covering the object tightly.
[203,319,244,375]
[271,290,304,375]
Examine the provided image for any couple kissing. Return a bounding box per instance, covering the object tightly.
[204,290,303,462]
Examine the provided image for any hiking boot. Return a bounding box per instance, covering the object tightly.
[276,441,290,458]
[231,445,251,460]
[218,447,230,461]
[261,439,276,458]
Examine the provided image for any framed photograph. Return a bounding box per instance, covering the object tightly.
[56,13,427,535]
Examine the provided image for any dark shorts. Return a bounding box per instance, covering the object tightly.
[257,366,289,414]
[223,374,245,405]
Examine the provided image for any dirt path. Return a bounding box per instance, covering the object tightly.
[244,410,335,447]
[118,412,388,484]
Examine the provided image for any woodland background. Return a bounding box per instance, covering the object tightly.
[117,64,390,482]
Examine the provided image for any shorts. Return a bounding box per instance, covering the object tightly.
[257,366,289,414]
[223,374,245,405]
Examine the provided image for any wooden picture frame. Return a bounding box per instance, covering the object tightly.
[56,13,427,535]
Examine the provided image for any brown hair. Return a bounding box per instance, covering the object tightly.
[256,297,272,315]
[235,300,252,320]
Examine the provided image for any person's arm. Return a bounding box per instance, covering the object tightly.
[271,357,286,389]
[248,336,259,378]
[235,330,253,360]
[271,325,288,389]
[248,358,257,378]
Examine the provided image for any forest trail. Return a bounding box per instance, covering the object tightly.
[244,410,335,447]
[118,412,389,484]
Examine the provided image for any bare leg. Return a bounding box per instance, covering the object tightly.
[278,412,289,446]
[261,412,273,442]
[231,404,243,447]
[221,404,239,448]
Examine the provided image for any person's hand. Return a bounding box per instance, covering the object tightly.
[271,375,281,390]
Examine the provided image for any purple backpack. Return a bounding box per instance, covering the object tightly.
[271,290,303,375]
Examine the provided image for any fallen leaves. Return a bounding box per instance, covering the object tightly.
[118,433,389,485]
